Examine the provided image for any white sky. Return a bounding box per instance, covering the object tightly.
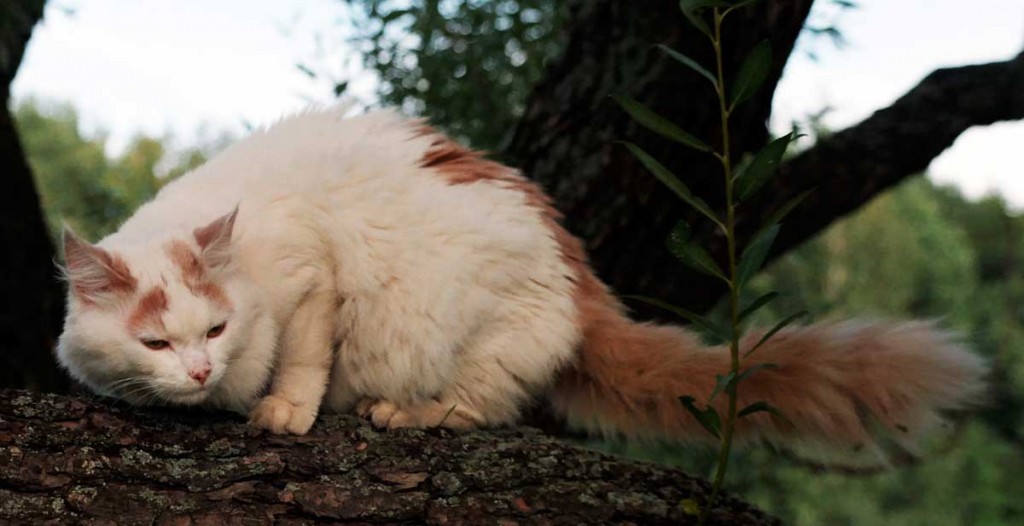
[11,0,1024,208]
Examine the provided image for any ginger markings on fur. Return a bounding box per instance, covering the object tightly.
[54,107,986,470]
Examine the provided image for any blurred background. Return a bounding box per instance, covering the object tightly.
[3,1,1023,524]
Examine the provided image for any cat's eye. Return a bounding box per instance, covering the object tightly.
[141,339,170,351]
[206,323,226,338]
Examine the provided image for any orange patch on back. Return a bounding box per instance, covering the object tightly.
[416,129,620,319]
[165,240,233,310]
[127,287,168,332]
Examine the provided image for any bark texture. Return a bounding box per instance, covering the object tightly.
[0,0,69,392]
[508,0,1024,317]
[0,389,780,525]
[507,0,813,319]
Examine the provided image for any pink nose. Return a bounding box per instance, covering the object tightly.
[189,366,212,385]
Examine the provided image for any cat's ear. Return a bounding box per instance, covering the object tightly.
[193,207,238,269]
[62,226,136,302]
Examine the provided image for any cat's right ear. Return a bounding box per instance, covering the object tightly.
[193,207,238,270]
[61,226,136,303]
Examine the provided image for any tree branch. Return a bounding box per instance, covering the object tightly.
[690,51,1024,314]
[0,389,780,525]
[766,51,1024,265]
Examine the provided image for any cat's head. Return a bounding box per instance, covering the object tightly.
[56,208,259,406]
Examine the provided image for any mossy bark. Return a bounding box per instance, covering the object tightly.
[0,389,781,525]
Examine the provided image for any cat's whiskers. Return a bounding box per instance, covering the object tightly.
[110,382,154,406]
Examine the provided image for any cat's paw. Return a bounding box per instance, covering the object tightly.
[364,399,481,430]
[355,397,378,418]
[248,395,318,435]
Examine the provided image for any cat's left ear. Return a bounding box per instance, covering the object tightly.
[62,226,137,302]
[193,206,238,269]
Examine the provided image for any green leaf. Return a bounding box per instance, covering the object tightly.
[745,311,808,357]
[380,8,413,23]
[730,40,772,108]
[734,363,778,384]
[658,44,717,88]
[735,132,796,201]
[723,0,760,13]
[613,95,712,152]
[667,221,727,281]
[624,295,728,340]
[736,223,779,288]
[709,372,736,402]
[679,0,712,36]
[738,401,792,426]
[680,395,722,438]
[738,291,779,323]
[333,82,349,97]
[621,143,722,227]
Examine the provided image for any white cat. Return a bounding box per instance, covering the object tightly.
[56,107,987,467]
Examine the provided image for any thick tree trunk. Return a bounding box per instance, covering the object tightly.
[0,0,69,392]
[509,0,1024,317]
[0,389,780,525]
[507,0,814,318]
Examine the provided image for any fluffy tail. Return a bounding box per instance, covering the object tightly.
[551,298,989,469]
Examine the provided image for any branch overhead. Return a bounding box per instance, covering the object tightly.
[761,51,1024,281]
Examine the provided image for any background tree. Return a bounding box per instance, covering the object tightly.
[335,1,1024,523]
[343,0,565,151]
[343,0,1024,318]
[0,0,66,392]
[4,0,1024,522]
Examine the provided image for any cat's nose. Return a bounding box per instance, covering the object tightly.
[189,365,212,385]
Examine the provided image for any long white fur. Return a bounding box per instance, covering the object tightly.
[58,107,580,431]
[56,107,988,464]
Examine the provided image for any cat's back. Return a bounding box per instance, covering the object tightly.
[111,107,565,288]
[109,108,426,240]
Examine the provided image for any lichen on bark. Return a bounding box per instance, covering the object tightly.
[0,389,780,525]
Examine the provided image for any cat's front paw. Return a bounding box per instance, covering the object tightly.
[248,395,318,435]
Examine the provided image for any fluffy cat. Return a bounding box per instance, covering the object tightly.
[56,107,987,467]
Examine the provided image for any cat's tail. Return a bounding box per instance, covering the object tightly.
[550,295,989,469]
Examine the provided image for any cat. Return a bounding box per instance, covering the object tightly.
[56,106,987,468]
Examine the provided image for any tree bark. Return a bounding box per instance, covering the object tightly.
[508,0,1024,317]
[0,389,780,525]
[506,0,814,318]
[0,0,69,392]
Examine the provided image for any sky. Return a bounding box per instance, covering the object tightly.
[11,0,1024,208]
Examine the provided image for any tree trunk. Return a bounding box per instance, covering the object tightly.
[0,389,780,525]
[506,0,814,318]
[0,0,69,392]
[508,0,1024,317]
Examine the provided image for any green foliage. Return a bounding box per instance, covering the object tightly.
[729,39,771,108]
[14,100,223,242]
[608,177,1024,525]
[617,2,801,521]
[16,101,143,240]
[343,0,565,150]
[738,178,1023,525]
